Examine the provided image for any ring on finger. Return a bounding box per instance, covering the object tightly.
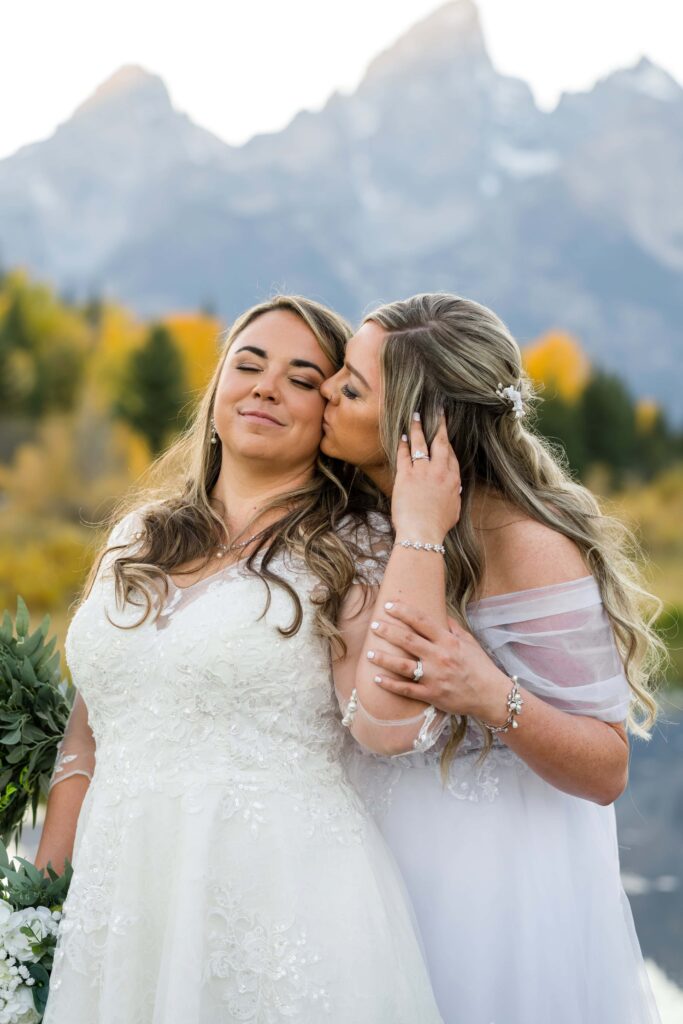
[411,450,430,462]
[412,658,424,682]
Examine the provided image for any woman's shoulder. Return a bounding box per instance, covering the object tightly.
[106,505,152,547]
[477,503,589,598]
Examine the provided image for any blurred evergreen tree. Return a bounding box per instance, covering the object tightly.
[0,294,32,411]
[534,394,586,477]
[578,371,638,485]
[114,324,186,453]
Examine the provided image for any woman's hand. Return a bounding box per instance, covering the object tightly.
[391,412,462,541]
[367,600,512,725]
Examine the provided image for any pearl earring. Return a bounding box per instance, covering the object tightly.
[210,419,218,445]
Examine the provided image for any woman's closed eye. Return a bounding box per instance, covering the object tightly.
[341,384,360,400]
[236,364,318,390]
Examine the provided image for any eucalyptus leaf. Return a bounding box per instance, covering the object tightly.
[0,727,23,744]
[15,597,30,638]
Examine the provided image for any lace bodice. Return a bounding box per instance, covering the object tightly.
[53,511,354,802]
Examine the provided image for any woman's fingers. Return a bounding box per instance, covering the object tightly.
[365,647,426,682]
[369,618,431,657]
[409,411,429,462]
[383,601,447,643]
[372,675,432,702]
[429,410,450,461]
[395,431,413,473]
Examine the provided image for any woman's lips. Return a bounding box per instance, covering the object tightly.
[239,410,284,426]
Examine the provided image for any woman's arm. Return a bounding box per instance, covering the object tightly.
[336,414,461,755]
[367,522,631,804]
[34,690,95,874]
[35,774,91,875]
[370,603,628,804]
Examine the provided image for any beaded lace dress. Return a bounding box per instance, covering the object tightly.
[42,510,443,1024]
[343,575,662,1024]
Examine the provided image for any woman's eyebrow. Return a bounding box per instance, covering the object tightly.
[235,345,325,379]
[290,358,325,378]
[235,345,267,358]
[346,361,370,388]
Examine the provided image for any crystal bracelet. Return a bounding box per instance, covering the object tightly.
[482,675,523,734]
[393,539,446,554]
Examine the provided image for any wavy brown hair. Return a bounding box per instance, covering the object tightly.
[366,293,663,772]
[80,295,382,649]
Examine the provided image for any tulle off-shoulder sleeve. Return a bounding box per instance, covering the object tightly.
[467,576,631,722]
[48,690,96,792]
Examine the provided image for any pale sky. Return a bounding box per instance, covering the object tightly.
[2,0,682,161]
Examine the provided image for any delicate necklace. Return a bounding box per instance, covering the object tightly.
[215,527,268,559]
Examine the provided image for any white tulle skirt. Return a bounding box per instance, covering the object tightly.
[43,768,443,1024]
[347,745,661,1024]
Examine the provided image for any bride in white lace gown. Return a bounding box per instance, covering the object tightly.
[321,293,662,1023]
[36,297,443,1024]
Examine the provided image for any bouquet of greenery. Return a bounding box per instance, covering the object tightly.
[0,597,74,848]
[0,838,72,1022]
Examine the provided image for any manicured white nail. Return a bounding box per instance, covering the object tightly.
[370,621,379,630]
[367,650,375,660]
[412,411,421,422]
[384,602,394,610]
[401,433,408,442]
[373,675,383,684]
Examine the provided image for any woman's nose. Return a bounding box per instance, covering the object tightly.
[320,375,337,403]
[252,375,279,401]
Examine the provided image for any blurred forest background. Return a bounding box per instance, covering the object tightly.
[0,265,681,688]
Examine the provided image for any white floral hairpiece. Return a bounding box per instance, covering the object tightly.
[495,382,525,419]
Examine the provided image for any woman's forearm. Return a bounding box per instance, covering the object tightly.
[483,679,629,804]
[354,545,449,723]
[34,774,91,875]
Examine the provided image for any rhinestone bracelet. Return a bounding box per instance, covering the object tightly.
[393,539,446,555]
[482,675,523,734]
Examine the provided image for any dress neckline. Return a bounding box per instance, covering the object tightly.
[467,574,595,609]
[165,553,251,592]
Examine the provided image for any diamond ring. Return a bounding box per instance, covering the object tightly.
[412,658,424,682]
[411,451,430,462]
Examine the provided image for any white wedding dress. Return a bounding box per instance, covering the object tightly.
[42,510,443,1024]
[343,576,662,1024]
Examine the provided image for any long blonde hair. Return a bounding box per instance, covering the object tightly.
[81,295,381,649]
[367,293,662,770]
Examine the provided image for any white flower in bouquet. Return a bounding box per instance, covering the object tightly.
[2,908,59,964]
[0,902,12,936]
[0,977,41,1024]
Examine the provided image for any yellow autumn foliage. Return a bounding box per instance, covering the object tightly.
[87,304,146,412]
[163,313,224,397]
[635,398,660,433]
[523,330,591,402]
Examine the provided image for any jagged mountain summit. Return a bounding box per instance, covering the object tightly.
[0,1,681,414]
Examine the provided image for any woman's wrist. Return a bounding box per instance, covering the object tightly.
[392,519,447,543]
[474,670,517,726]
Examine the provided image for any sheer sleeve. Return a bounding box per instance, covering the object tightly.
[48,510,147,792]
[468,576,631,722]
[332,513,449,756]
[48,690,96,792]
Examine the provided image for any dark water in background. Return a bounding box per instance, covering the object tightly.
[616,696,683,986]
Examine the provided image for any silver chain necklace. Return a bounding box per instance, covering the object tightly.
[215,528,267,559]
